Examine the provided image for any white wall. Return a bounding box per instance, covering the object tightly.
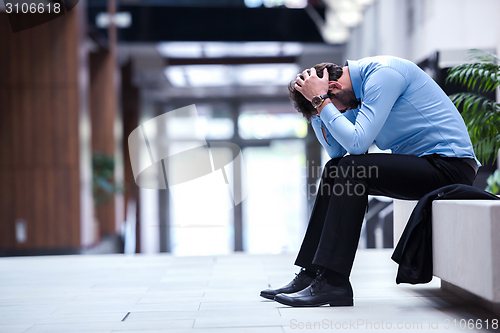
[411,0,500,63]
[347,0,409,60]
[345,0,500,64]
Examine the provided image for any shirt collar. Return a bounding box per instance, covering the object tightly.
[345,60,362,100]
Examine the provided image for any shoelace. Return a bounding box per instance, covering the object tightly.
[309,273,327,293]
[292,268,307,283]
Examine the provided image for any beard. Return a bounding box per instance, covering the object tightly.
[331,88,359,111]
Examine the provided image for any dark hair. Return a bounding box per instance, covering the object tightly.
[288,62,344,122]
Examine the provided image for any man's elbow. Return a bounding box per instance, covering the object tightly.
[346,133,370,155]
[348,145,369,155]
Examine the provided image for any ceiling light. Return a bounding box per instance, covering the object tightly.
[157,42,203,58]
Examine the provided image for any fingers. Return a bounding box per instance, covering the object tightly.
[295,75,305,86]
[322,67,328,80]
[294,66,326,94]
[302,69,310,79]
[294,81,303,92]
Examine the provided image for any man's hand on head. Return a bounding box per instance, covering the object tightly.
[294,67,329,102]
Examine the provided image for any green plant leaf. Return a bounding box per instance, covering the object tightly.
[447,51,500,166]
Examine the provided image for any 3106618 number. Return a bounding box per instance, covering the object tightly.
[444,318,498,330]
[5,2,61,14]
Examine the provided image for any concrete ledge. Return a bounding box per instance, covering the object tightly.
[393,198,500,315]
[432,200,500,303]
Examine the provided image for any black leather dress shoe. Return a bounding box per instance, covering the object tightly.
[260,269,314,300]
[274,274,353,307]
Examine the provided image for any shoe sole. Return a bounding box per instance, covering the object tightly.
[259,292,276,300]
[329,299,354,307]
[274,296,353,307]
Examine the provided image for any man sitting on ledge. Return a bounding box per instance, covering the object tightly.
[260,56,480,307]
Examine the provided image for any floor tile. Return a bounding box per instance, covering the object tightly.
[0,251,497,332]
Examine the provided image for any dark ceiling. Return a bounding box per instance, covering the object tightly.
[88,3,326,42]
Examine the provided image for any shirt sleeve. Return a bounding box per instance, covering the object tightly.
[310,118,347,159]
[319,68,407,155]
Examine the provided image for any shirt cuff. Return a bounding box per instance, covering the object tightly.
[319,102,343,124]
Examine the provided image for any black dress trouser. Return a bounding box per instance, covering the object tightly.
[294,153,476,276]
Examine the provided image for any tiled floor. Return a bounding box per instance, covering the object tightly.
[0,250,498,332]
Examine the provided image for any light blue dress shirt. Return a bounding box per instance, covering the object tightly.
[311,56,480,168]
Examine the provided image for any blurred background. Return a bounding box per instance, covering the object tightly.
[0,0,499,257]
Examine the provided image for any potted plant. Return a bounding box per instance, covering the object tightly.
[446,49,500,194]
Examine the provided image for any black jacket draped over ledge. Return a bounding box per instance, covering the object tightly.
[391,184,500,284]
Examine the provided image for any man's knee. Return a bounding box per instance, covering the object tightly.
[325,157,342,169]
[322,156,359,180]
[337,155,375,181]
[338,155,358,174]
[339,155,354,164]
